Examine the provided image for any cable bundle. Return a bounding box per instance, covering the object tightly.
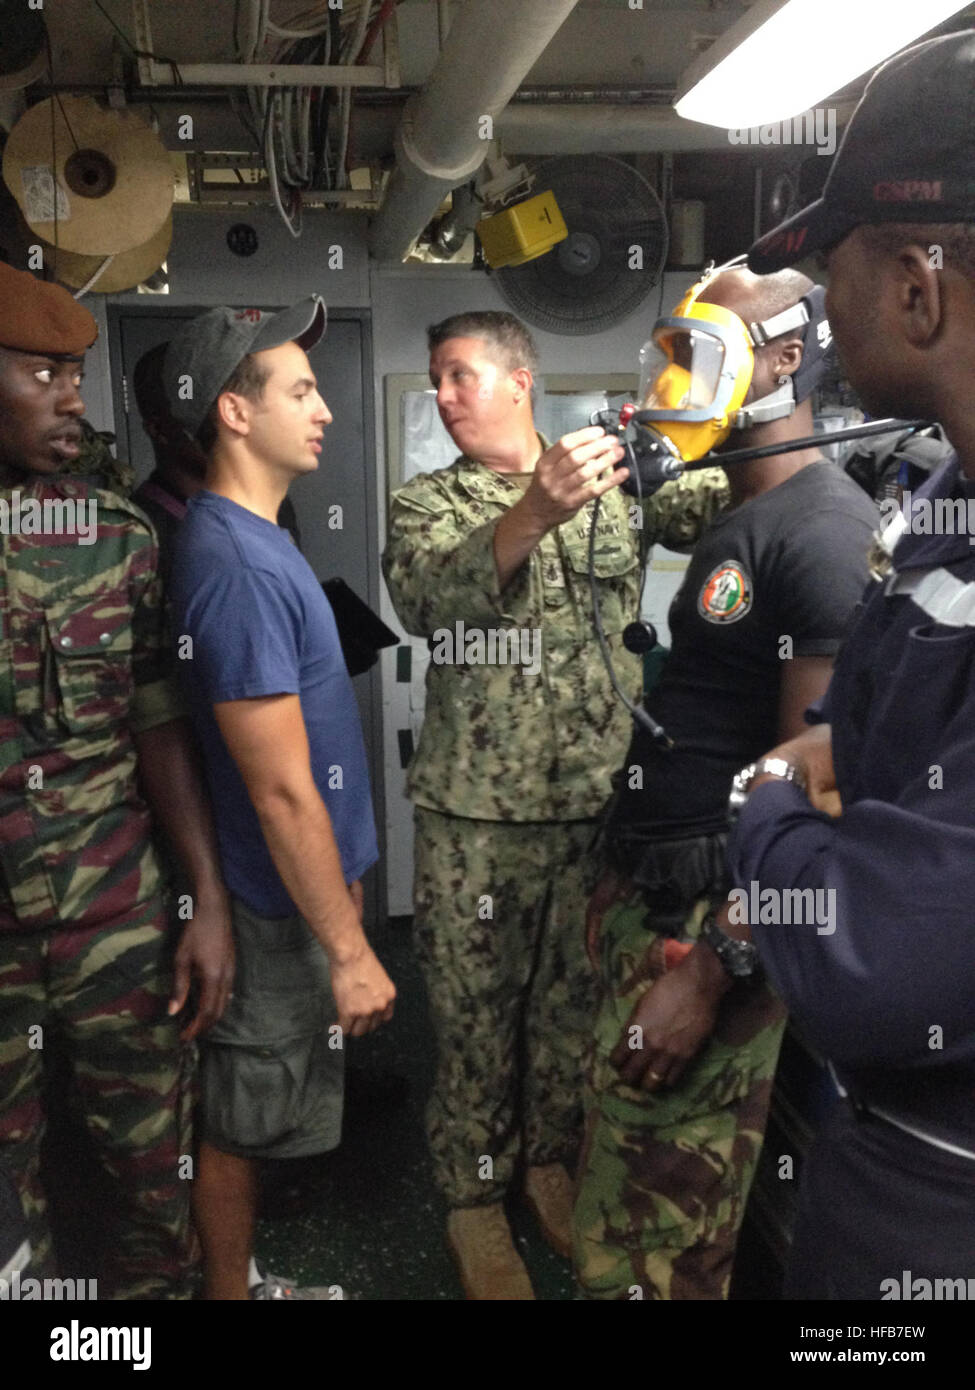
[234,0,387,237]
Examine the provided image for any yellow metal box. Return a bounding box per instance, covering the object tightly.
[476,190,568,268]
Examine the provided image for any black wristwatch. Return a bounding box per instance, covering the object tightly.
[700,911,760,981]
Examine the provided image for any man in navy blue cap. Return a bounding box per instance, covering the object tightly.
[723,29,975,1298]
[166,299,396,1299]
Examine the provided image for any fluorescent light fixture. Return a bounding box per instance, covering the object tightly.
[675,0,971,129]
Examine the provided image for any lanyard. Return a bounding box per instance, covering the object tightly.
[139,479,187,522]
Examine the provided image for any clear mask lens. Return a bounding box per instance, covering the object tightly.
[638,327,727,415]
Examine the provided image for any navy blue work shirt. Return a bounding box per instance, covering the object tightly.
[729,455,975,1149]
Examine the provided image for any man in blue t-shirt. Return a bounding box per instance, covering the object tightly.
[165,297,396,1301]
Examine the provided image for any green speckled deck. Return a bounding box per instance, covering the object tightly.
[254,917,574,1301]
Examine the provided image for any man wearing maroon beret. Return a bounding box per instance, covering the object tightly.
[0,260,233,1298]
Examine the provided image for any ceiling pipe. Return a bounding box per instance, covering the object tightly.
[495,100,858,155]
[497,106,741,155]
[369,0,580,263]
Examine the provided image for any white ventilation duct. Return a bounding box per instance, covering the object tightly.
[496,98,857,155]
[496,106,750,155]
[369,0,580,263]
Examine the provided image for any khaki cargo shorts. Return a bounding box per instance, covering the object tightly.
[198,896,344,1159]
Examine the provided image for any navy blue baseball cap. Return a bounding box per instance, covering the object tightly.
[749,29,975,274]
[791,284,833,404]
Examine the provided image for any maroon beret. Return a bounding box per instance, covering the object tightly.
[0,259,97,355]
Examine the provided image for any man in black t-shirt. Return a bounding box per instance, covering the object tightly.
[573,264,878,1300]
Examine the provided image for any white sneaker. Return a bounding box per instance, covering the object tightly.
[248,1268,349,1300]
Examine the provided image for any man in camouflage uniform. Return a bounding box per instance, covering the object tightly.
[573,266,879,1299]
[382,310,727,1298]
[0,261,234,1298]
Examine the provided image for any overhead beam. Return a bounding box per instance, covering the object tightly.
[130,0,400,88]
[138,63,389,88]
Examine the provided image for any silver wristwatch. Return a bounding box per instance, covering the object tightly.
[728,756,806,825]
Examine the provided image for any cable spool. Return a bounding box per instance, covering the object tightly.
[39,212,173,294]
[2,96,173,255]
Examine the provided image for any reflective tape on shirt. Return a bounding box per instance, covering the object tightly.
[885,565,975,627]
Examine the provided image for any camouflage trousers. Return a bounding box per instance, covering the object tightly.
[0,898,196,1299]
[413,808,599,1208]
[573,878,786,1299]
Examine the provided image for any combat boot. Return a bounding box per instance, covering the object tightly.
[446,1205,535,1300]
[524,1163,574,1258]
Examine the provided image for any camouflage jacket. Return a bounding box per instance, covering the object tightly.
[0,471,182,932]
[65,420,136,495]
[382,455,728,821]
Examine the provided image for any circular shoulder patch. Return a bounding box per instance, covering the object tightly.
[698,560,753,624]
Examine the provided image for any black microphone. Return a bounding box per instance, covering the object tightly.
[589,407,684,497]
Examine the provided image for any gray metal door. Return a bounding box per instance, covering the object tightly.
[108,306,386,925]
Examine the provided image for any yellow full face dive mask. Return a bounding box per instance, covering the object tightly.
[636,282,756,463]
[635,264,821,463]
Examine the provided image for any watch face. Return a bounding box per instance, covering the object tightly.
[728,946,757,978]
[704,917,758,979]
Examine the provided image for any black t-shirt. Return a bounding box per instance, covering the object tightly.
[611,459,879,836]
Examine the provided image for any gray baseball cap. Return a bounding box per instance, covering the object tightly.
[162,295,327,439]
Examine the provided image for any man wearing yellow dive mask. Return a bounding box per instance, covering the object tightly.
[634,254,836,467]
[574,264,880,1301]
